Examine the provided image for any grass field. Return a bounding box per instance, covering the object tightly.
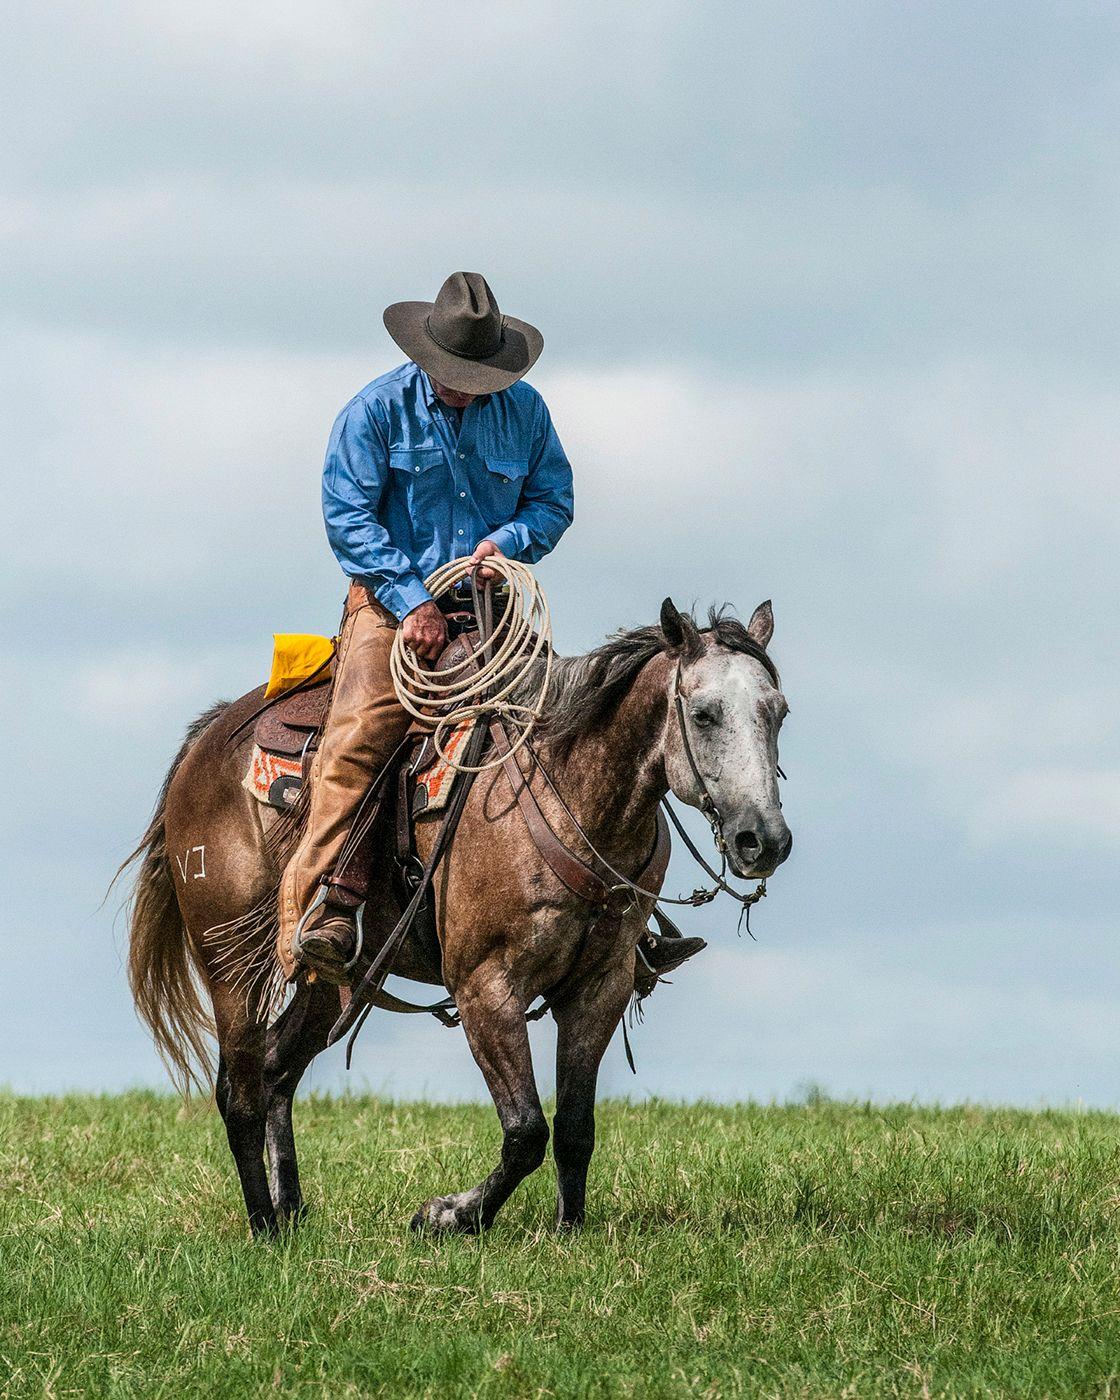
[2,1093,1120,1398]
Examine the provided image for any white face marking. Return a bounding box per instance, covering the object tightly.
[665,649,790,878]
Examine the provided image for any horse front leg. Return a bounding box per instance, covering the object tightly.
[262,981,341,1226]
[411,962,549,1235]
[551,957,634,1230]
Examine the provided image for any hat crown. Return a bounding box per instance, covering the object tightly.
[426,272,503,361]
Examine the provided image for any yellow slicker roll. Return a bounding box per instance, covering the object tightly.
[265,634,335,698]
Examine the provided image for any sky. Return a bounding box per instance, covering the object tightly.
[2,1,1118,1106]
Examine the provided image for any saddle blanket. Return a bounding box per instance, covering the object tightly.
[243,744,303,809]
[414,719,477,815]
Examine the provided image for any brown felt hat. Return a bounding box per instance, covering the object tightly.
[383,272,544,395]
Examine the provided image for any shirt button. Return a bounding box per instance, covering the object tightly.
[457,529,464,536]
[414,466,420,473]
[458,453,466,460]
[501,476,509,483]
[459,491,466,498]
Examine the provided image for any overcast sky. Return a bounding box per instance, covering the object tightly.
[2,1,1118,1106]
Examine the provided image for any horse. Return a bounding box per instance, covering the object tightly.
[121,597,792,1237]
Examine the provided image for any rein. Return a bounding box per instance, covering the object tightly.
[499,655,771,918]
[525,740,766,914]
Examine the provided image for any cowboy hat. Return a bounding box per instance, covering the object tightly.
[383,271,543,395]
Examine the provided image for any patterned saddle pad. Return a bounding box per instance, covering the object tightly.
[243,746,304,811]
[411,720,477,815]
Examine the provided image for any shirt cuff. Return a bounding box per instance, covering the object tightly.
[366,574,432,621]
[484,524,526,559]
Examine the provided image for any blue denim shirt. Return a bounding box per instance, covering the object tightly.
[322,362,574,619]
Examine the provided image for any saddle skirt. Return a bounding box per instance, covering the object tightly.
[242,680,332,811]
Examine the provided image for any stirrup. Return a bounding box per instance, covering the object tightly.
[290,884,329,964]
[291,886,363,974]
[343,902,366,975]
[635,941,662,978]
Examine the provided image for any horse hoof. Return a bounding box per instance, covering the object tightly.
[410,1195,484,1235]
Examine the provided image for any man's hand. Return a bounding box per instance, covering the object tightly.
[401,600,448,662]
[471,539,505,583]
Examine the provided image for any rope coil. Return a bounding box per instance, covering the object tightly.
[390,555,553,772]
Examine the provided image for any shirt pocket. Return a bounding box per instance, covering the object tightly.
[388,447,445,509]
[478,456,529,527]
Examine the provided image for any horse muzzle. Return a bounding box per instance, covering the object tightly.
[729,816,792,879]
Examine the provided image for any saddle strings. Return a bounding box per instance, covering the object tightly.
[389,554,553,773]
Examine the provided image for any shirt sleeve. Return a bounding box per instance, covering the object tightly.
[485,396,574,563]
[321,399,432,619]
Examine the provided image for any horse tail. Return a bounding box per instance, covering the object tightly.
[115,702,228,1096]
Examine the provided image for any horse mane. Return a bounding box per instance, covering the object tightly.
[531,605,775,764]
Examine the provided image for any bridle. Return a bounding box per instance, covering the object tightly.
[515,647,781,918]
[665,652,778,918]
[671,658,731,859]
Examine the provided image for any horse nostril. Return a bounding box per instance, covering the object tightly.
[735,829,762,860]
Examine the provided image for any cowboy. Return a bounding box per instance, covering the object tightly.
[279,271,704,986]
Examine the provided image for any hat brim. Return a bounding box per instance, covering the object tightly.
[383,301,543,395]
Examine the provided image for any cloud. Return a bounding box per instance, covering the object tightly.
[2,175,1116,374]
[2,3,1117,368]
[7,330,1115,607]
[7,1,1117,196]
[75,650,246,722]
[969,767,1120,850]
[874,678,1120,866]
[2,0,1119,1102]
[892,686,1120,769]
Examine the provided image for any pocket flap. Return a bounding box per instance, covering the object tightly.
[389,447,444,474]
[484,457,529,483]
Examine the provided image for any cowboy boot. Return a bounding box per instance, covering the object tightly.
[638,930,707,978]
[291,890,359,986]
[633,929,706,1001]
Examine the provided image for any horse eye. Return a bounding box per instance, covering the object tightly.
[692,707,719,728]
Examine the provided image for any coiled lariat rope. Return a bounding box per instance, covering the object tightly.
[390,555,553,773]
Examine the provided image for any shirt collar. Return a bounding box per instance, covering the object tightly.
[419,368,491,416]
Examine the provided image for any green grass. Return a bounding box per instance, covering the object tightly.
[2,1095,1120,1397]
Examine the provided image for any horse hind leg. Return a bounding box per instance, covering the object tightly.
[412,962,549,1235]
[262,982,341,1225]
[211,984,277,1238]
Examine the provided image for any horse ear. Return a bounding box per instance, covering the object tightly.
[747,599,774,649]
[661,598,702,657]
[660,597,686,648]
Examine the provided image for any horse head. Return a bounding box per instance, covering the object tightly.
[659,598,792,880]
